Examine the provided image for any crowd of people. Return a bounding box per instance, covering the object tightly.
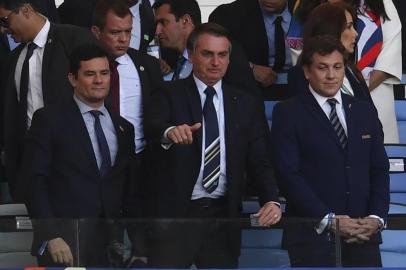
[0,0,402,268]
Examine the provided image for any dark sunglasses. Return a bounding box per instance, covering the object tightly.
[0,10,14,28]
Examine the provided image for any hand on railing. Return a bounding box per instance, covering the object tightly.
[47,237,74,266]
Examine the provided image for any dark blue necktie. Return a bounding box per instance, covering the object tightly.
[172,56,187,81]
[273,16,286,71]
[19,42,37,132]
[327,98,347,149]
[89,110,112,177]
[202,86,220,193]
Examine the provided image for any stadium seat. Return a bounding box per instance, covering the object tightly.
[381,144,406,267]
[0,204,36,267]
[395,101,406,143]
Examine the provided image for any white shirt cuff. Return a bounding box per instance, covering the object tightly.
[161,126,175,149]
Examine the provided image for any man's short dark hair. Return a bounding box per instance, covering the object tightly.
[92,0,131,30]
[152,0,201,27]
[301,35,348,67]
[69,44,110,77]
[186,22,232,53]
[0,0,35,11]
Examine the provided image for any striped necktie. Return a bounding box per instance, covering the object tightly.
[202,86,220,193]
[327,98,347,149]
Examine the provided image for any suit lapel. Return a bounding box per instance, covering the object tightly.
[109,112,127,170]
[67,99,100,176]
[41,24,56,103]
[185,77,203,153]
[301,90,344,150]
[139,0,154,51]
[342,94,354,150]
[128,50,150,106]
[222,83,239,169]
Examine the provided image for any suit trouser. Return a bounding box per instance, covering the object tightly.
[148,198,239,268]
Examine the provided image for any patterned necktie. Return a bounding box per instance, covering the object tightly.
[172,56,187,81]
[89,110,112,177]
[273,16,286,71]
[202,86,220,193]
[110,60,120,114]
[327,98,347,149]
[19,42,37,132]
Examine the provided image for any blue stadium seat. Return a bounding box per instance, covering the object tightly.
[264,101,279,128]
[381,144,406,267]
[395,101,406,143]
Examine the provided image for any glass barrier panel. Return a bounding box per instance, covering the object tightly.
[0,216,406,268]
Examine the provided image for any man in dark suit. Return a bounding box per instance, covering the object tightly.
[209,0,295,99]
[0,0,97,199]
[91,0,163,265]
[271,36,389,267]
[58,0,155,53]
[20,44,137,267]
[145,22,281,268]
[153,0,260,96]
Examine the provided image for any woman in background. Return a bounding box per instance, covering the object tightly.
[355,0,402,143]
[287,3,374,105]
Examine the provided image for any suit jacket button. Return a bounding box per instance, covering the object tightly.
[346,191,350,195]
[346,166,351,169]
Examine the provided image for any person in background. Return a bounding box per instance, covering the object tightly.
[287,2,373,105]
[353,0,402,143]
[0,0,97,200]
[91,0,162,266]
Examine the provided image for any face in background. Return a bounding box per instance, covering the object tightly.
[69,57,111,107]
[189,33,230,86]
[92,11,132,58]
[0,4,32,43]
[258,0,287,13]
[303,50,345,97]
[340,10,358,53]
[154,3,188,52]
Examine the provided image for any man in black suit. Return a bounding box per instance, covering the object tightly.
[153,0,260,96]
[21,44,137,267]
[145,22,281,268]
[210,0,295,99]
[58,0,155,53]
[91,0,163,265]
[0,0,97,199]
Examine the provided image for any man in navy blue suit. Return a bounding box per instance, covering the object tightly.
[145,22,281,268]
[271,36,389,267]
[20,44,137,267]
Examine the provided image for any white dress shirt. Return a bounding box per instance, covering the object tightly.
[74,95,118,168]
[129,1,142,50]
[191,76,227,199]
[309,85,348,136]
[116,53,145,153]
[15,20,50,129]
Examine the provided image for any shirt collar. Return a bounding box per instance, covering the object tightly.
[74,95,108,115]
[115,53,130,65]
[193,75,222,97]
[33,19,50,48]
[182,48,189,60]
[309,85,343,108]
[130,0,141,14]
[261,3,290,23]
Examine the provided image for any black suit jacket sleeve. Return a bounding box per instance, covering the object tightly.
[23,108,62,241]
[246,98,279,205]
